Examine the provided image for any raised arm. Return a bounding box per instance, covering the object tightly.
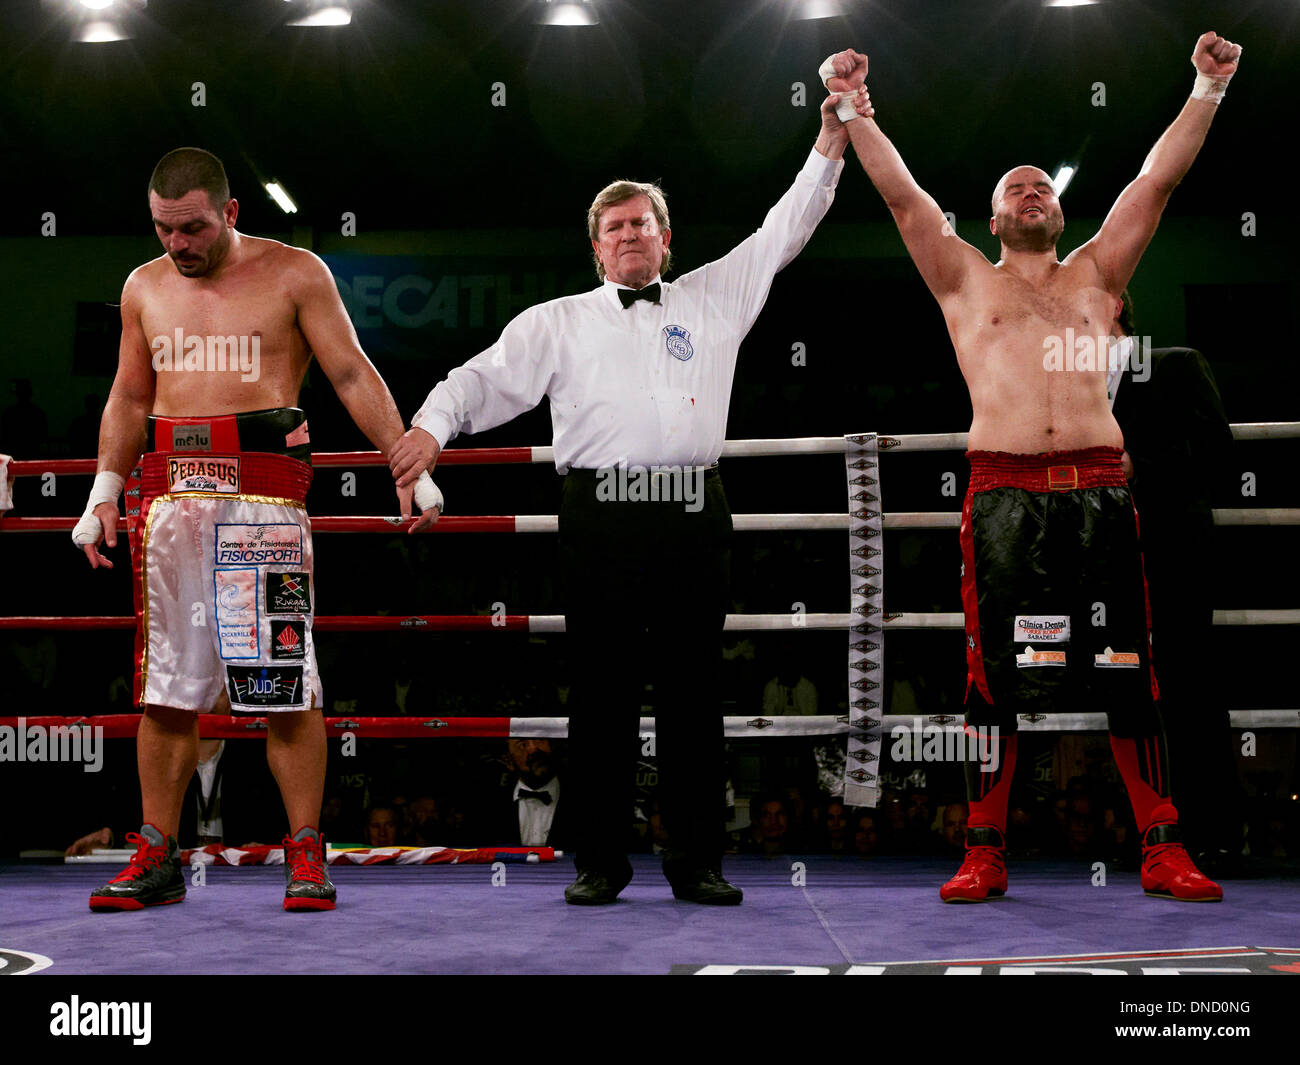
[685,94,848,332]
[822,49,981,299]
[1077,32,1242,296]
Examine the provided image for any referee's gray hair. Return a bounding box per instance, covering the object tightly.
[586,180,672,281]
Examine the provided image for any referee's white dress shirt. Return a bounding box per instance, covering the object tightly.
[412,147,844,471]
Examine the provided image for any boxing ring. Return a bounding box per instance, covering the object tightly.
[1,425,1298,977]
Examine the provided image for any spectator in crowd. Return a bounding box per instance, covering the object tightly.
[365,803,401,848]
[404,795,443,847]
[853,812,881,858]
[739,794,792,856]
[820,799,852,855]
[938,800,969,853]
[477,738,568,848]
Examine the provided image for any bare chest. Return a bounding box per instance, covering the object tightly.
[140,269,309,413]
[970,271,1110,342]
[140,277,299,352]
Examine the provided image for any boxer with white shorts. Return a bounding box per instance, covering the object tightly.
[74,148,441,913]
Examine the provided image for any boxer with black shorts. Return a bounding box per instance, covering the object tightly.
[73,148,442,912]
[821,32,1241,902]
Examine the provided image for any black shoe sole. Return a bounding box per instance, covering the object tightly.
[670,892,743,906]
[89,892,185,912]
[564,892,622,906]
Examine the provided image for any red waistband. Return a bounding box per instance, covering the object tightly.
[146,409,310,459]
[150,413,242,454]
[141,451,312,505]
[966,447,1126,492]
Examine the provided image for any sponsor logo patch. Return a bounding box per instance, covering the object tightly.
[1016,645,1067,668]
[169,456,240,494]
[216,524,303,566]
[1095,646,1141,668]
[271,619,306,660]
[213,568,259,660]
[171,424,211,452]
[226,665,304,707]
[266,572,311,614]
[1014,615,1070,643]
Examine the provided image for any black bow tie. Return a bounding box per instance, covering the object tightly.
[517,789,553,805]
[618,283,661,309]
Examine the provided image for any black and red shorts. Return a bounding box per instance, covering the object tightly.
[960,447,1158,716]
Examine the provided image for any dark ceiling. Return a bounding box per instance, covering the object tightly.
[0,0,1294,237]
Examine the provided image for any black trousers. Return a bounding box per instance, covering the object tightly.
[559,468,732,873]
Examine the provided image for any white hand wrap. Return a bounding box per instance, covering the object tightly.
[819,54,862,122]
[71,471,124,548]
[413,471,444,516]
[1191,71,1232,104]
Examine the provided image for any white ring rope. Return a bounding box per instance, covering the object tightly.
[517,422,1299,465]
[519,609,1298,633]
[501,510,1299,533]
[504,710,1300,739]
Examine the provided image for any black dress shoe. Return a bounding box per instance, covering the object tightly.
[564,866,632,905]
[666,867,743,906]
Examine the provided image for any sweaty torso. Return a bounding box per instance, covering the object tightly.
[941,255,1122,453]
[137,236,313,416]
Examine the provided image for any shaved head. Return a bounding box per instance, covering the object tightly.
[989,164,1064,253]
[992,165,1054,214]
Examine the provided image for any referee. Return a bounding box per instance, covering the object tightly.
[391,93,853,905]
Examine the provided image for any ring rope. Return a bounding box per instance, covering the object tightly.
[4,421,1296,479]
[1,609,1296,633]
[4,509,1296,535]
[3,710,1296,741]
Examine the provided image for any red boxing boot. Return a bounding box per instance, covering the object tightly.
[940,826,1008,903]
[1141,821,1223,902]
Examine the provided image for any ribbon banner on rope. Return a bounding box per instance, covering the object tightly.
[843,432,884,808]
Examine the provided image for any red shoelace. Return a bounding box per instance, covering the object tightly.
[108,832,169,883]
[285,837,327,884]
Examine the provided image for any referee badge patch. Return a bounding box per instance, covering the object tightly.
[663,324,694,361]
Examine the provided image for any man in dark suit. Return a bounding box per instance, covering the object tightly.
[1110,291,1244,872]
[478,739,570,850]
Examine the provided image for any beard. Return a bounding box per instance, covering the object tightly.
[170,222,231,277]
[996,206,1064,253]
